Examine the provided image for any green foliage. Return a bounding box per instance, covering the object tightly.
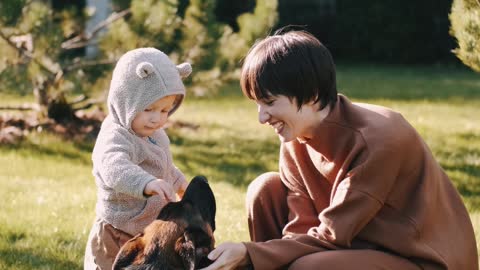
[99,19,140,57]
[237,0,278,44]
[450,0,480,72]
[98,0,278,78]
[217,0,278,72]
[0,65,31,95]
[98,0,278,95]
[131,0,182,44]
[0,0,26,26]
[179,0,221,69]
[0,1,64,98]
[0,0,279,116]
[214,0,255,32]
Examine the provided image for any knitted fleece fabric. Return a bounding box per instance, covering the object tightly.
[92,48,191,236]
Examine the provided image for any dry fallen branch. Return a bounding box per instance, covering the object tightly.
[0,104,37,111]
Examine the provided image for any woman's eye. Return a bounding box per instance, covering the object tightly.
[145,108,152,112]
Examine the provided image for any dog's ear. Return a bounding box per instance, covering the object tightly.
[157,200,179,220]
[183,175,217,231]
[175,231,196,270]
[112,233,145,270]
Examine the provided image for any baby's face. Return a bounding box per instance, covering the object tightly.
[132,95,178,137]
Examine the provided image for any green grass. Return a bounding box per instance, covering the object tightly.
[0,64,479,269]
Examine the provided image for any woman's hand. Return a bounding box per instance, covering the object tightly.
[200,242,250,270]
[143,179,176,201]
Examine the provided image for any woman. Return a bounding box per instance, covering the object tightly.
[201,29,478,270]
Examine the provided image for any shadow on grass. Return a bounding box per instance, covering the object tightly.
[434,133,480,209]
[169,131,279,187]
[0,249,81,270]
[0,137,93,165]
[0,230,82,270]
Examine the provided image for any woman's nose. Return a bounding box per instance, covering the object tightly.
[258,104,270,124]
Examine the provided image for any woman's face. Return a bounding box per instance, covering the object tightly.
[255,95,323,143]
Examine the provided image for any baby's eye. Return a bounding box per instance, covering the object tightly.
[145,108,153,112]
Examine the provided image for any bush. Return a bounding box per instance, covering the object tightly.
[450,0,480,72]
[0,0,279,110]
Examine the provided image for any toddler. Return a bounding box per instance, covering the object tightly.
[84,48,192,270]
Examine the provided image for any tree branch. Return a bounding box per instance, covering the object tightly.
[61,8,131,50]
[72,98,104,111]
[0,31,57,76]
[64,59,117,73]
[0,104,37,111]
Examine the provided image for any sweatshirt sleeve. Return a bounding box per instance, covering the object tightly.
[280,162,321,235]
[307,141,405,248]
[287,143,402,246]
[244,234,335,269]
[244,141,405,269]
[93,127,156,199]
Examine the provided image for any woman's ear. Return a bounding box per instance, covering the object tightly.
[112,233,145,270]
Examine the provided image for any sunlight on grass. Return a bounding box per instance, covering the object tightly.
[1,65,479,268]
[0,93,34,105]
[471,213,480,259]
[0,134,94,270]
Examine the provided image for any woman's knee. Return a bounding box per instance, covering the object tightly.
[246,172,283,206]
[288,250,421,270]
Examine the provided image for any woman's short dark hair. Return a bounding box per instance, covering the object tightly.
[240,29,337,110]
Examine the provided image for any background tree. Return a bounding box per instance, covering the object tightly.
[0,0,112,124]
[450,0,480,72]
[0,0,278,131]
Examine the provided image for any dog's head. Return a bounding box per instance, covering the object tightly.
[113,176,216,270]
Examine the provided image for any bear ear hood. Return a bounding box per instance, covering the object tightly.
[107,48,191,131]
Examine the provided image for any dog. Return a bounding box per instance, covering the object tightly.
[112,175,216,270]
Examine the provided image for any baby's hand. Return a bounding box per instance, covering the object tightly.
[144,179,176,202]
[176,181,188,199]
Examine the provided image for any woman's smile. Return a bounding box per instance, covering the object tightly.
[269,121,285,134]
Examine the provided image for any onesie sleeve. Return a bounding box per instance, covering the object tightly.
[151,129,187,192]
[93,128,156,199]
[171,166,187,192]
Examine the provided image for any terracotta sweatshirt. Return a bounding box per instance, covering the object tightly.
[244,95,478,270]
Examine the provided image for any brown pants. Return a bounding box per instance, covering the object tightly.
[84,218,133,270]
[245,172,421,270]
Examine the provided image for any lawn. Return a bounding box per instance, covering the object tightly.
[0,64,479,269]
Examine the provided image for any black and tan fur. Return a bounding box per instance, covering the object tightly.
[113,176,216,270]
